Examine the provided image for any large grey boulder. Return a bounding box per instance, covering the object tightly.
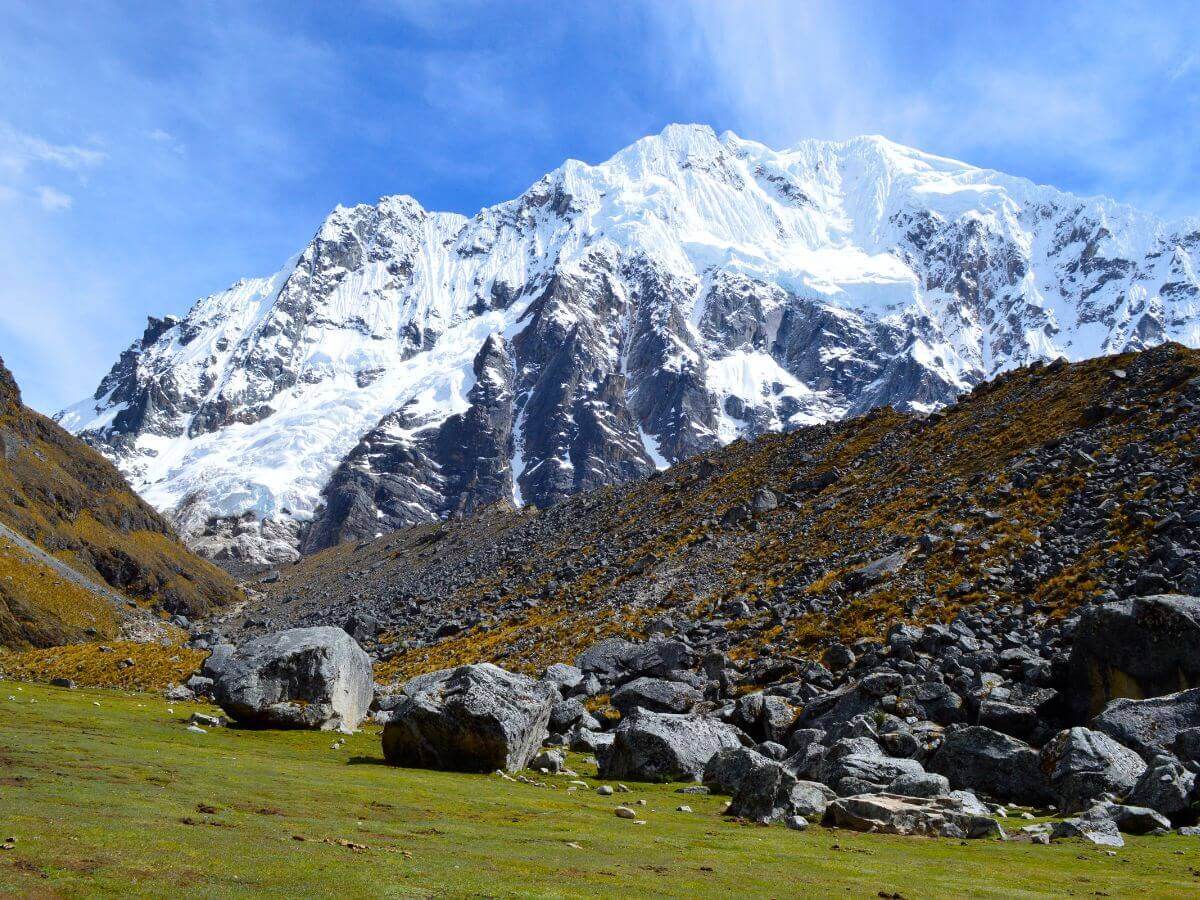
[1067,594,1200,720]
[612,677,702,716]
[824,793,1004,839]
[816,737,925,796]
[1127,755,1197,819]
[201,643,235,679]
[727,761,835,824]
[928,726,1053,806]
[1091,688,1200,757]
[575,638,637,681]
[600,710,744,782]
[212,627,372,731]
[889,771,952,798]
[1039,727,1146,814]
[382,664,554,773]
[703,746,774,795]
[542,663,584,695]
[1090,801,1172,835]
[621,639,694,680]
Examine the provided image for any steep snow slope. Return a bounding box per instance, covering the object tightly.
[59,125,1200,562]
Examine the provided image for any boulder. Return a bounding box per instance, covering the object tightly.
[621,639,694,681]
[901,682,965,725]
[549,697,593,733]
[816,737,926,795]
[824,793,1004,839]
[727,762,835,824]
[163,683,194,702]
[929,726,1052,806]
[569,726,614,755]
[1050,806,1124,847]
[201,643,235,679]
[382,663,554,773]
[530,749,564,774]
[611,677,702,716]
[703,746,773,795]
[1067,594,1200,720]
[1091,688,1200,757]
[542,663,585,694]
[889,771,952,798]
[1039,727,1146,814]
[1174,727,1200,764]
[575,638,637,681]
[1127,755,1197,819]
[212,627,373,731]
[978,700,1038,740]
[1090,801,1172,835]
[600,710,744,782]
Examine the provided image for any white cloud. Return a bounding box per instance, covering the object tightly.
[36,185,72,211]
[0,121,105,175]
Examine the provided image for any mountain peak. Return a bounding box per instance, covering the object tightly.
[58,127,1200,562]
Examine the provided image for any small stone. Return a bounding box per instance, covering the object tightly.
[186,724,207,734]
[784,815,809,831]
[597,785,614,796]
[616,783,631,793]
[614,806,637,819]
[677,805,693,813]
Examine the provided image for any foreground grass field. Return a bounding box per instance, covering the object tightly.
[0,680,1197,898]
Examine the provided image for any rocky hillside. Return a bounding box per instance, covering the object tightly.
[230,343,1200,684]
[0,355,240,648]
[59,125,1200,563]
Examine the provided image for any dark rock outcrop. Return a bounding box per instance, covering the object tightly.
[1067,594,1200,720]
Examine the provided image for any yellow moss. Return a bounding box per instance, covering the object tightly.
[0,639,206,691]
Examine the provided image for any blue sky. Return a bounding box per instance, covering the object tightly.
[1,0,1198,414]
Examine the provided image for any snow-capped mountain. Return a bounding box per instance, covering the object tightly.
[59,124,1200,562]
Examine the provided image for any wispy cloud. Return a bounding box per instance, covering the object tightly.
[648,0,1200,219]
[0,122,105,175]
[36,185,72,211]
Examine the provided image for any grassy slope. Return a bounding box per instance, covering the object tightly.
[1,681,1196,898]
[0,355,240,648]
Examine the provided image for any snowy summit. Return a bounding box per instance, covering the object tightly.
[58,125,1200,562]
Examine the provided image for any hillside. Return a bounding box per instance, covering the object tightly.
[238,343,1200,683]
[58,125,1200,564]
[0,355,240,648]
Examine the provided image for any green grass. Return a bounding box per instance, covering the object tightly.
[1,681,1198,898]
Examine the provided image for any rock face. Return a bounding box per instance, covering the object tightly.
[1039,727,1147,814]
[1091,688,1200,757]
[727,762,835,824]
[1068,594,1200,719]
[611,677,703,716]
[60,126,1200,563]
[824,793,1003,839]
[381,664,554,773]
[929,726,1052,806]
[212,627,373,731]
[600,710,745,782]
